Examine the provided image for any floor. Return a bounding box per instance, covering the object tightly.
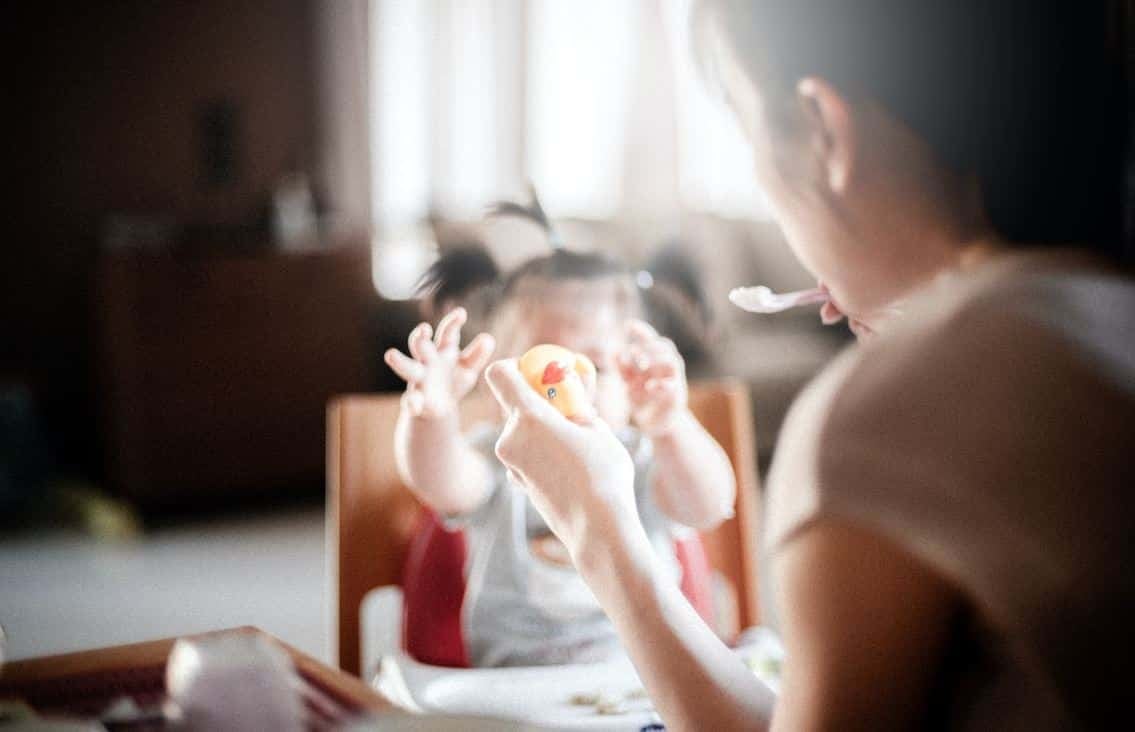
[0,505,328,663]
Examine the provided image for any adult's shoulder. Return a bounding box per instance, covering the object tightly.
[825,249,1135,442]
[766,250,1135,559]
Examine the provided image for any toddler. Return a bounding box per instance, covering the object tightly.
[384,199,736,667]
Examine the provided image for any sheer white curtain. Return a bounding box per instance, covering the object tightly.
[525,0,640,217]
[664,0,768,218]
[369,0,524,229]
[362,0,767,296]
[370,0,433,228]
[369,0,766,224]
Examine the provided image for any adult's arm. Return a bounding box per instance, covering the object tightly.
[770,521,959,730]
[579,519,775,730]
[579,508,960,730]
[484,360,959,731]
[486,359,772,729]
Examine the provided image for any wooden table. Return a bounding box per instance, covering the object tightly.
[0,626,391,726]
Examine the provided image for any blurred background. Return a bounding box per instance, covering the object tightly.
[2,1,1127,663]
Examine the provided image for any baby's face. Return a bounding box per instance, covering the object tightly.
[498,281,632,428]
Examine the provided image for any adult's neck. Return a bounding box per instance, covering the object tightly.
[862,226,1006,336]
[854,114,1006,323]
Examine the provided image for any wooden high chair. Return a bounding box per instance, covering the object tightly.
[327,381,762,676]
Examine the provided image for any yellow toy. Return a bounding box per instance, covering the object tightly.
[518,344,597,419]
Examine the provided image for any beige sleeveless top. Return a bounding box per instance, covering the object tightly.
[765,251,1135,730]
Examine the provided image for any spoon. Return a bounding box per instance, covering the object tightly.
[728,286,828,314]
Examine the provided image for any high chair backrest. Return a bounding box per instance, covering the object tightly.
[327,381,762,676]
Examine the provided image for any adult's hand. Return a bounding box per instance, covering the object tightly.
[488,358,774,731]
[484,359,644,568]
[491,361,775,730]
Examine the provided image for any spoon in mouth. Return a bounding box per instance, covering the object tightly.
[728,285,829,314]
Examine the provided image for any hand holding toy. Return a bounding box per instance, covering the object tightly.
[518,344,597,419]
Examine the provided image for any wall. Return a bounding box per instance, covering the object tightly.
[6,1,318,479]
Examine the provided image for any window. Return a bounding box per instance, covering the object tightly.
[664,0,768,218]
[367,0,768,296]
[370,0,432,228]
[526,0,640,216]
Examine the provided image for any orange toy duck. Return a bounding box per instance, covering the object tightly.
[518,344,597,419]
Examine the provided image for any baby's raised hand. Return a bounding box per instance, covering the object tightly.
[384,307,496,418]
[617,320,689,437]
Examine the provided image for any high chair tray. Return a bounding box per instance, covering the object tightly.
[370,628,783,731]
[373,650,661,731]
[360,579,781,730]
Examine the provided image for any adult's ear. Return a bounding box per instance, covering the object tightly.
[796,77,857,196]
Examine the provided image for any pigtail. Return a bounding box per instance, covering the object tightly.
[641,243,711,321]
[638,243,716,375]
[486,183,565,250]
[415,243,501,313]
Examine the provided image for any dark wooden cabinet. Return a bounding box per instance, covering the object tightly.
[96,247,380,509]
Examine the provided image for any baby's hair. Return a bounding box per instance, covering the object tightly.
[415,199,719,372]
[485,184,564,250]
[416,188,635,316]
[488,186,631,297]
[643,241,711,323]
[501,248,630,297]
[416,243,500,308]
[640,241,717,374]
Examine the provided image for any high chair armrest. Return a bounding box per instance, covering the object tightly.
[360,586,404,681]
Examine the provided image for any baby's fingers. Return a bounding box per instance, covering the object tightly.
[458,332,496,372]
[616,351,642,386]
[408,323,436,363]
[626,319,661,345]
[434,307,467,352]
[646,333,680,360]
[641,361,678,381]
[621,344,677,380]
[385,348,425,384]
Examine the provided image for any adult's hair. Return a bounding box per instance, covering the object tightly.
[693,1,1129,262]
